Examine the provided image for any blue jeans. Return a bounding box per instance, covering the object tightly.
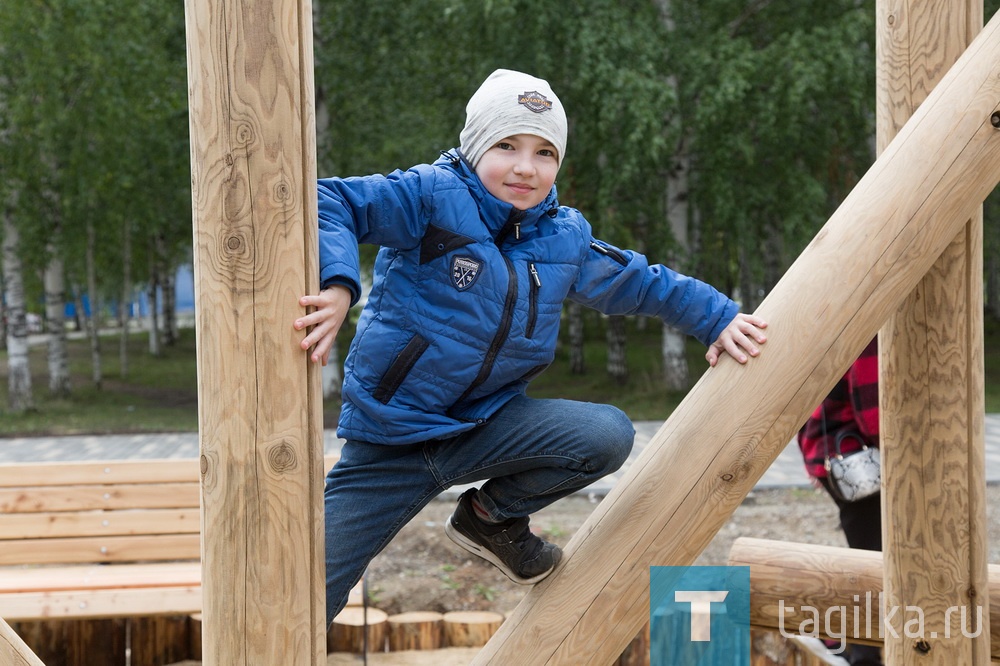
[323,396,634,626]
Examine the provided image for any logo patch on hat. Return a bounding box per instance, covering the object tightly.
[451,256,482,291]
[518,91,553,113]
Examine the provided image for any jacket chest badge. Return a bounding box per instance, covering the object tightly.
[451,256,482,291]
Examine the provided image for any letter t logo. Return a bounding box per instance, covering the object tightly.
[674,591,729,641]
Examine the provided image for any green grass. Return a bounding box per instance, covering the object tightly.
[0,315,998,437]
[0,328,200,436]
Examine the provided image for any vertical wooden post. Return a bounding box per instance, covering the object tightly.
[184,0,325,663]
[876,2,990,663]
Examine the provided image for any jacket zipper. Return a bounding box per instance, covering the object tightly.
[526,262,540,339]
[590,240,629,266]
[453,254,518,408]
[452,208,524,410]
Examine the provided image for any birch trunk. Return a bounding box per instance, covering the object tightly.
[322,349,341,400]
[119,221,132,378]
[568,302,586,374]
[148,245,161,357]
[3,215,33,412]
[85,219,102,388]
[605,315,628,384]
[162,267,177,346]
[662,138,693,391]
[660,327,688,391]
[44,246,71,396]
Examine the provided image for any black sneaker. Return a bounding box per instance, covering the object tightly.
[445,488,562,585]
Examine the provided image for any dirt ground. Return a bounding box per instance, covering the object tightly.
[362,484,1000,618]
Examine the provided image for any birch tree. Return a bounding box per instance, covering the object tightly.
[3,213,34,412]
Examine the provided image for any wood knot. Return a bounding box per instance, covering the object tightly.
[200,454,209,476]
[991,112,1000,129]
[721,473,734,482]
[273,180,291,202]
[267,442,298,473]
[236,123,255,146]
[226,235,242,251]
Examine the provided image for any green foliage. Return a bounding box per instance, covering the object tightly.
[0,0,191,309]
[666,1,877,295]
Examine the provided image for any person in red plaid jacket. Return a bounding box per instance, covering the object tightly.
[797,337,882,666]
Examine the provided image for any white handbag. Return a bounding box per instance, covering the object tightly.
[825,430,881,502]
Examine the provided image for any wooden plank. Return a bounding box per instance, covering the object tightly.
[474,10,1000,664]
[0,508,200,540]
[0,459,201,488]
[0,483,200,513]
[185,0,325,660]
[0,455,338,489]
[0,586,202,621]
[0,534,201,566]
[876,1,990,663]
[0,563,201,594]
[0,617,44,666]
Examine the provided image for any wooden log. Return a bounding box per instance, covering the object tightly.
[0,618,44,666]
[184,0,325,661]
[442,611,504,647]
[728,537,1000,658]
[13,618,127,666]
[876,1,990,664]
[130,615,191,666]
[387,611,444,651]
[474,11,1000,663]
[188,613,202,659]
[328,607,388,653]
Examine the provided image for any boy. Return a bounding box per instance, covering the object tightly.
[294,69,768,626]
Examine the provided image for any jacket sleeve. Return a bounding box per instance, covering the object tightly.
[317,166,431,304]
[569,238,739,347]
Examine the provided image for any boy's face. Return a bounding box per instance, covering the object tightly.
[474,134,559,210]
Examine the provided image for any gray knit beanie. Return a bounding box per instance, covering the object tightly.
[459,69,568,168]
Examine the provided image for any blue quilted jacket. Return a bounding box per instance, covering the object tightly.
[318,151,738,444]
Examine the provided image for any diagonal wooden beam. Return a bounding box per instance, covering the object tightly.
[0,618,43,666]
[474,9,1000,665]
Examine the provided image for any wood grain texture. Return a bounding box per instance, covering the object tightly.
[475,10,1000,665]
[730,537,1000,658]
[328,607,388,653]
[387,611,444,651]
[442,611,504,648]
[184,0,324,661]
[0,617,44,666]
[876,1,989,663]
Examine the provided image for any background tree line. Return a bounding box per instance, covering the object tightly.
[1,0,998,414]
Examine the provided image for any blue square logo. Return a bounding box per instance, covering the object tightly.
[650,566,750,666]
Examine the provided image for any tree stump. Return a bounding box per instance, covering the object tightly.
[14,619,127,666]
[442,610,504,647]
[387,611,444,651]
[130,615,191,666]
[615,621,650,666]
[327,607,388,653]
[188,614,202,659]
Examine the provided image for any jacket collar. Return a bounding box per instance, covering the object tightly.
[436,149,559,239]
